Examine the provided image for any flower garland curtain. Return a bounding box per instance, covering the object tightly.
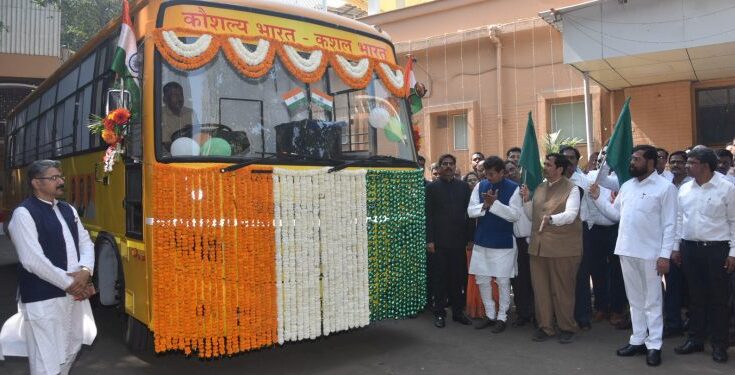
[151,164,277,358]
[273,168,370,343]
[366,169,426,320]
[152,28,408,97]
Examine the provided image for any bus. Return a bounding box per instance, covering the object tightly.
[3,0,426,358]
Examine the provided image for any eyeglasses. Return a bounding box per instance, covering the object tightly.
[35,175,65,181]
[440,161,455,166]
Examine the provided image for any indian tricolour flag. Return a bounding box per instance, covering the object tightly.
[404,57,423,116]
[281,88,307,111]
[110,0,140,119]
[310,88,333,112]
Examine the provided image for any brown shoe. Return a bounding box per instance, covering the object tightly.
[614,315,632,330]
[593,311,608,322]
[609,312,624,326]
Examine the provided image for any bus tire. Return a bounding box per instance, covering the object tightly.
[124,314,153,353]
[93,235,124,307]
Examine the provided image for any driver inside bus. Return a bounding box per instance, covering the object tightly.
[161,81,196,151]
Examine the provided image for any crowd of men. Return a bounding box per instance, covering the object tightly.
[422,143,735,366]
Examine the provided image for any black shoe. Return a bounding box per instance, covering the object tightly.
[475,317,496,329]
[712,347,728,363]
[434,316,446,328]
[491,320,507,334]
[578,322,591,331]
[558,330,576,344]
[646,349,662,366]
[452,313,472,325]
[532,328,554,342]
[616,344,647,357]
[512,316,531,327]
[674,340,704,355]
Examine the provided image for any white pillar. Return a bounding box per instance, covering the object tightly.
[583,72,593,159]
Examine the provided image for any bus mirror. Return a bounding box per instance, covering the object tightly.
[106,89,131,113]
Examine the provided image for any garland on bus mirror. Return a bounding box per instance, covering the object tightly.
[87,107,130,173]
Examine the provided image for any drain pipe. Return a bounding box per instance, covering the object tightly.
[489,26,503,154]
[582,72,593,160]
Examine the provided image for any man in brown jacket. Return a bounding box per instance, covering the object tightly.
[520,153,582,344]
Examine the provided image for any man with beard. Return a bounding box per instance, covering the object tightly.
[467,156,522,333]
[672,146,735,363]
[1,160,96,374]
[590,145,677,366]
[505,160,534,326]
[425,154,474,328]
[519,153,582,344]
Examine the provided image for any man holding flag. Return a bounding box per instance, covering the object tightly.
[590,99,678,366]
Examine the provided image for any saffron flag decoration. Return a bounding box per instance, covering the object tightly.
[519,112,543,192]
[604,97,634,185]
[110,0,140,120]
[150,165,426,358]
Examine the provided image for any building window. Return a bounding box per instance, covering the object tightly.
[551,101,586,141]
[696,87,735,145]
[453,113,468,150]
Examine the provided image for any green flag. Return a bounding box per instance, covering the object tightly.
[605,97,634,185]
[520,112,543,192]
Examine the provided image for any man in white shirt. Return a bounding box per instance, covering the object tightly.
[590,145,677,367]
[506,159,534,327]
[671,146,735,364]
[657,148,673,181]
[561,146,627,330]
[662,150,691,339]
[1,160,96,374]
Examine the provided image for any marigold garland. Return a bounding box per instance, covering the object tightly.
[152,27,407,96]
[366,169,426,320]
[151,164,277,358]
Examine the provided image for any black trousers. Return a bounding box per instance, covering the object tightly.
[681,241,731,349]
[511,237,534,320]
[428,246,467,317]
[575,224,624,324]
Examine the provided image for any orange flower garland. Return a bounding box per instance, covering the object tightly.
[152,27,406,95]
[151,164,277,357]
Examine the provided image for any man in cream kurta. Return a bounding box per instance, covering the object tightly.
[0,160,96,375]
[467,156,522,333]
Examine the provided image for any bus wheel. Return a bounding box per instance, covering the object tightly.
[94,235,123,307]
[124,314,153,353]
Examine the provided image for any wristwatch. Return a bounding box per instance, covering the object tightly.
[80,266,93,277]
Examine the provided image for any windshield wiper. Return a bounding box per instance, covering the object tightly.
[328,155,417,173]
[220,152,341,173]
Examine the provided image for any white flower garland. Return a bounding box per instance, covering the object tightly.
[273,168,369,343]
[282,45,323,73]
[227,37,270,66]
[335,55,370,80]
[161,30,213,58]
[379,62,405,90]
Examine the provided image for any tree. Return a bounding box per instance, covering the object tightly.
[34,0,120,52]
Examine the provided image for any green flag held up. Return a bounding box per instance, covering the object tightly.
[605,97,634,185]
[520,112,543,192]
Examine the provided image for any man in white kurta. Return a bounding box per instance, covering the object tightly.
[591,145,677,367]
[0,160,96,375]
[467,156,522,333]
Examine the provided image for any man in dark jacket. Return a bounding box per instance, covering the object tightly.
[426,154,474,328]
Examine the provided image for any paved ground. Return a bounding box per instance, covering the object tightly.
[0,236,733,374]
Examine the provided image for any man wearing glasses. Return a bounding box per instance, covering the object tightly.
[426,154,474,328]
[1,160,96,374]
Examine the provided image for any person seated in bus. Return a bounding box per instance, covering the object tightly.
[161,82,196,150]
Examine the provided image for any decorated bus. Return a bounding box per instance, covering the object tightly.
[3,0,426,357]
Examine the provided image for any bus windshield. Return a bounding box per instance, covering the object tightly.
[158,54,415,162]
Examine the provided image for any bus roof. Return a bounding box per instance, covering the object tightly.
[8,0,389,118]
